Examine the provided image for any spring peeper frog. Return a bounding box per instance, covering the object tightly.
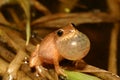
[29,23,90,76]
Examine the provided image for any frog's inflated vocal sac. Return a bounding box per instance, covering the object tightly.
[29,23,90,76]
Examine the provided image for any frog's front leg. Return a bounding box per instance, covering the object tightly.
[29,44,41,67]
[29,45,46,77]
[30,45,54,79]
[29,44,43,76]
[53,55,66,76]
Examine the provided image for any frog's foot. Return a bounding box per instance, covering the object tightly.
[54,60,67,77]
[35,66,46,77]
[55,67,67,77]
[35,66,54,80]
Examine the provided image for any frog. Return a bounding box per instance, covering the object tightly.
[29,23,90,77]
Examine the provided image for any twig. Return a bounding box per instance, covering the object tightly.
[107,0,120,74]
[108,25,119,74]
[0,12,11,26]
[0,58,32,80]
[16,71,32,80]
[32,12,119,28]
[0,46,15,62]
[0,26,31,79]
[7,8,25,31]
[31,0,51,15]
[75,61,120,80]
[0,58,8,76]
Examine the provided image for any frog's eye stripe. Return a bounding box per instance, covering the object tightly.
[57,29,64,37]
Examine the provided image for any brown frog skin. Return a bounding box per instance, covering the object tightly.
[29,23,90,76]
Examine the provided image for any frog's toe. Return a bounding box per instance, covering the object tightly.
[35,66,46,77]
[35,66,55,80]
[56,68,67,77]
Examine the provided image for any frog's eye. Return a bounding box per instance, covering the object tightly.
[56,29,64,37]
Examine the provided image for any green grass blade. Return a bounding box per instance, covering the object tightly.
[64,70,101,80]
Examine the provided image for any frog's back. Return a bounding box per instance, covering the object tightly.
[38,33,59,64]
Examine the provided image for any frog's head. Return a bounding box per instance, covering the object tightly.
[55,23,90,60]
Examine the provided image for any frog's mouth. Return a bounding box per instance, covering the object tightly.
[57,29,78,42]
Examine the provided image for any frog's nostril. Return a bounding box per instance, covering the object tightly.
[71,23,76,27]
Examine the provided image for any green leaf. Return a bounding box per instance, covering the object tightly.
[64,70,101,80]
[17,0,31,45]
[17,0,30,45]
